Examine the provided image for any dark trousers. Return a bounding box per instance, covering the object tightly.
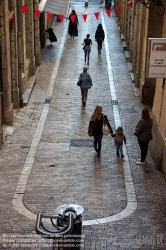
[97,40,102,51]
[138,139,149,162]
[81,89,88,103]
[94,133,103,153]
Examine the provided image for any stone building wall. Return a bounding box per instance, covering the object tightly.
[115,0,166,178]
[0,0,13,125]
[0,0,41,132]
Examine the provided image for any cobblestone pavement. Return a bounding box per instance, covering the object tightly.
[1,2,166,250]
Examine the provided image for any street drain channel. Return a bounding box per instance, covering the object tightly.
[70,139,94,147]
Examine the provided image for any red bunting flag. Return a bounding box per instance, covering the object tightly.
[58,14,64,22]
[106,9,111,17]
[116,6,122,13]
[94,12,100,20]
[47,13,53,21]
[35,10,40,18]
[71,15,76,23]
[22,5,28,14]
[128,1,133,7]
[82,14,88,22]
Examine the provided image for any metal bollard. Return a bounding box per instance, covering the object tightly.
[35,204,84,250]
[56,204,84,250]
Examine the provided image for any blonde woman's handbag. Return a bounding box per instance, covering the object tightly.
[102,115,110,136]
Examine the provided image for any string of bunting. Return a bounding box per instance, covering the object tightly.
[22,5,122,22]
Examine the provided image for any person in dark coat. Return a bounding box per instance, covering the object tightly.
[88,105,113,158]
[45,28,57,45]
[95,23,105,55]
[134,108,153,165]
[68,10,79,39]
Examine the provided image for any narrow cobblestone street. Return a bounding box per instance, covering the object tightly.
[1,2,166,249]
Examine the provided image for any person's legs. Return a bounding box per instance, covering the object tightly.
[93,134,98,152]
[119,144,124,158]
[93,134,103,156]
[87,52,90,64]
[98,40,102,53]
[83,89,88,104]
[97,41,100,52]
[81,89,87,107]
[138,139,143,162]
[84,52,87,62]
[116,143,120,156]
[97,134,103,154]
[81,89,83,103]
[137,139,148,163]
[141,141,149,162]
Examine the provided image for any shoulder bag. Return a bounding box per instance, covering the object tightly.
[102,115,110,136]
[77,74,82,86]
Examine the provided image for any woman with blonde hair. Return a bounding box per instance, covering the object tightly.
[88,105,113,158]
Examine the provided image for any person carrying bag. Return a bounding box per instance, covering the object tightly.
[88,105,113,158]
[77,66,92,107]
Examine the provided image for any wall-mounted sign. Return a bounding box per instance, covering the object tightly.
[146,38,166,78]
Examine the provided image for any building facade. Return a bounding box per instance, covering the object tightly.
[0,0,41,145]
[115,0,166,177]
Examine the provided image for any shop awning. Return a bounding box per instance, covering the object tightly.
[39,0,71,18]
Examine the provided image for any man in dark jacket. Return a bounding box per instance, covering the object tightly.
[95,23,105,55]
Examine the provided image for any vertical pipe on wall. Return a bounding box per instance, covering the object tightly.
[0,33,4,127]
[17,0,23,107]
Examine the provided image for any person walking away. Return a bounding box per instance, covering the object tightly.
[82,34,92,65]
[45,28,57,45]
[88,105,113,158]
[77,66,92,107]
[112,127,126,159]
[68,10,79,39]
[134,108,153,165]
[95,23,105,55]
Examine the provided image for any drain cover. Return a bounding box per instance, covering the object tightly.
[49,164,56,167]
[20,145,30,149]
[32,102,42,105]
[111,100,118,105]
[70,139,93,147]
[45,98,51,104]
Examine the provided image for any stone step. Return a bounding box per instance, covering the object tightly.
[124,51,129,59]
[127,62,132,71]
[130,72,135,82]
[122,41,127,48]
[121,33,124,40]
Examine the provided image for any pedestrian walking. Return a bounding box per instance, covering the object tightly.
[95,23,105,55]
[68,10,79,39]
[45,28,57,45]
[77,66,92,107]
[134,108,153,165]
[112,127,126,159]
[82,34,92,65]
[88,105,113,158]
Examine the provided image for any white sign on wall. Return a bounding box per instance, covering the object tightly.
[146,38,166,78]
